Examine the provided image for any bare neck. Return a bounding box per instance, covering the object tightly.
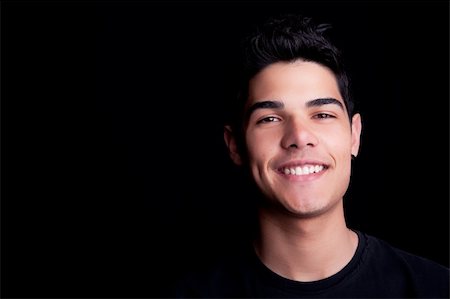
[254,202,358,282]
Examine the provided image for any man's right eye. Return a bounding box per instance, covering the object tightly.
[257,116,281,124]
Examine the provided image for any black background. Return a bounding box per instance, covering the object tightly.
[2,1,449,298]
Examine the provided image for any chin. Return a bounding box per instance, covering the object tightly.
[282,197,339,219]
[286,206,328,219]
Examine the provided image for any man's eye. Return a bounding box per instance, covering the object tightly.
[314,113,335,119]
[257,116,281,124]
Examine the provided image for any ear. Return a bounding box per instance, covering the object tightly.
[350,113,362,157]
[224,125,243,166]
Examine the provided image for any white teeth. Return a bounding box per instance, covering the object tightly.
[302,166,310,175]
[282,165,324,176]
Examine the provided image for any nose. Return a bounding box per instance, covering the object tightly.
[280,117,319,150]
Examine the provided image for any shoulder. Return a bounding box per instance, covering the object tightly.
[362,232,449,297]
[391,244,449,289]
[365,232,448,273]
[174,245,254,298]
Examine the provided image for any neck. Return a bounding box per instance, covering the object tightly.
[254,201,358,282]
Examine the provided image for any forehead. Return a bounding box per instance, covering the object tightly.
[247,60,342,105]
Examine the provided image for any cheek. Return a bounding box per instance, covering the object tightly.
[246,130,278,165]
[324,128,353,154]
[331,137,353,174]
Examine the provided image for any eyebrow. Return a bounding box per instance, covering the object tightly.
[246,97,344,119]
[306,98,344,110]
[246,100,284,119]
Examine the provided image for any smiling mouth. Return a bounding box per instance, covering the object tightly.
[279,164,327,176]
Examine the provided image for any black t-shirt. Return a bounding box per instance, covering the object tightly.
[175,231,449,298]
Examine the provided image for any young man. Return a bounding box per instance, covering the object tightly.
[176,14,449,298]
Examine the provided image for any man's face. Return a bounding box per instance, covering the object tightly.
[242,60,361,218]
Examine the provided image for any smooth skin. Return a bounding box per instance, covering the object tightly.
[224,60,362,282]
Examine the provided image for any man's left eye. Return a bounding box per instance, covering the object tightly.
[314,113,334,119]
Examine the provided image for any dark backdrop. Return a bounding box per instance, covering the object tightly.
[3,1,449,297]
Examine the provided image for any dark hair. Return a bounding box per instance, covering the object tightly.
[226,14,354,140]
